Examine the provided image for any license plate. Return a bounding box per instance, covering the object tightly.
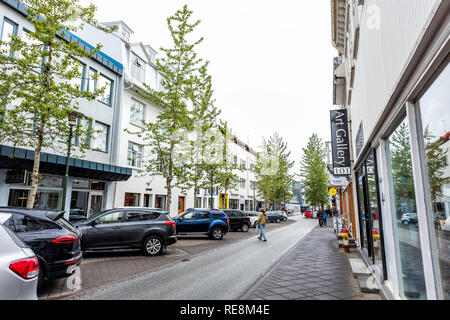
[67,265,77,274]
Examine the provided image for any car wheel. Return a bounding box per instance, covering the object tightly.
[241,224,250,232]
[143,236,164,256]
[254,222,258,228]
[402,220,409,225]
[276,218,280,223]
[210,227,224,240]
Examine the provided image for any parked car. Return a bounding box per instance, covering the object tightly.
[78,208,177,256]
[0,208,82,289]
[246,211,260,228]
[443,216,450,232]
[266,211,284,223]
[222,210,251,232]
[282,211,288,221]
[173,209,229,240]
[0,216,39,300]
[401,213,418,226]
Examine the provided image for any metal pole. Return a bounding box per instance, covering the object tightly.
[61,124,74,212]
[210,168,214,210]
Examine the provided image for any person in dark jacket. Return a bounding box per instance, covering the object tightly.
[318,211,324,227]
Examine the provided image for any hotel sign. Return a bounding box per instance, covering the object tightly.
[330,110,351,176]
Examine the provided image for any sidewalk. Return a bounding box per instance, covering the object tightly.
[240,224,382,300]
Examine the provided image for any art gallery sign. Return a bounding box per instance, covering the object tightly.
[330,109,351,176]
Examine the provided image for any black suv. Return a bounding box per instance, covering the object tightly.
[78,208,177,256]
[0,208,82,289]
[222,210,251,232]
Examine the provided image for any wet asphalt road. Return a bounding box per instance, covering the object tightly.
[72,216,317,300]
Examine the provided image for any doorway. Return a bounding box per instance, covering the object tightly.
[178,196,185,214]
[88,192,104,217]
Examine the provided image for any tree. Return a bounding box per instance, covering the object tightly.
[0,0,111,209]
[390,122,415,215]
[129,5,208,212]
[254,133,294,209]
[299,134,329,210]
[215,122,241,209]
[423,126,447,216]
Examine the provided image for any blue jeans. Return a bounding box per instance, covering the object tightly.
[259,224,267,241]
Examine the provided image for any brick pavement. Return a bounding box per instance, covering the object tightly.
[240,225,382,300]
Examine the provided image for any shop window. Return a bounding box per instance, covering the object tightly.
[155,195,166,210]
[124,193,140,207]
[387,118,427,299]
[418,62,450,299]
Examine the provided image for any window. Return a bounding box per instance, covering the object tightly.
[68,58,85,90]
[12,214,42,233]
[87,68,97,93]
[240,159,247,169]
[92,122,109,153]
[240,179,246,189]
[131,52,146,83]
[128,142,143,168]
[98,74,113,106]
[1,18,17,56]
[130,99,145,126]
[198,211,211,220]
[124,193,140,207]
[387,118,427,300]
[125,211,160,222]
[96,211,123,224]
[417,62,450,300]
[195,197,202,208]
[181,211,196,221]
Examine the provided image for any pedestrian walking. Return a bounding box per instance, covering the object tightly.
[318,210,324,227]
[256,209,268,242]
[323,211,329,227]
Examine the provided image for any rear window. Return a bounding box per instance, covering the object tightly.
[12,214,43,233]
[1,224,28,249]
[213,213,224,219]
[55,217,78,234]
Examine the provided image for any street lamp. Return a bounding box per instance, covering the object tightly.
[61,111,83,212]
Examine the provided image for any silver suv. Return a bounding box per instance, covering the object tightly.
[0,214,39,300]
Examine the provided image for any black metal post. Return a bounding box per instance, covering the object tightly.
[61,124,74,212]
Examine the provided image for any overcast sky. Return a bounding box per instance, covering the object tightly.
[84,0,336,173]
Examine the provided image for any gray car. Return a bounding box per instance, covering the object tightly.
[0,214,39,300]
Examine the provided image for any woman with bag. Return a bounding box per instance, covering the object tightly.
[256,209,268,242]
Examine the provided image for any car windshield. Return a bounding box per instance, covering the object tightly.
[174,211,191,219]
[84,212,105,224]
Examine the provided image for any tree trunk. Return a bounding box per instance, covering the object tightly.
[166,176,172,214]
[27,120,45,209]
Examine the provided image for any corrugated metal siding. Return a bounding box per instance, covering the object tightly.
[350,0,440,158]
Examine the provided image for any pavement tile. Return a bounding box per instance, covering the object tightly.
[243,226,381,301]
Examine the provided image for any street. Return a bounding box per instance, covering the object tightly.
[71,216,317,300]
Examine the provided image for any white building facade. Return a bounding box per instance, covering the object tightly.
[330,0,449,300]
[0,0,132,218]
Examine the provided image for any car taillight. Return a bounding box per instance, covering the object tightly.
[52,234,79,244]
[9,257,39,280]
[64,258,80,265]
[246,216,250,220]
[165,221,176,227]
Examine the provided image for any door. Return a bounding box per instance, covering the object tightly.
[88,192,103,217]
[176,211,197,233]
[178,197,185,214]
[197,211,213,233]
[82,211,124,249]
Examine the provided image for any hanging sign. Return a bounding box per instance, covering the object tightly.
[330,110,351,176]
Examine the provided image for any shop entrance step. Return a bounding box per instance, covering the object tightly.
[349,258,371,278]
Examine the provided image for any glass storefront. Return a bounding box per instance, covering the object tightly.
[6,175,106,215]
[387,118,427,300]
[125,193,140,207]
[356,151,386,278]
[418,62,450,299]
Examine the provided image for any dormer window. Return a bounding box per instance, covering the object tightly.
[131,52,146,83]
